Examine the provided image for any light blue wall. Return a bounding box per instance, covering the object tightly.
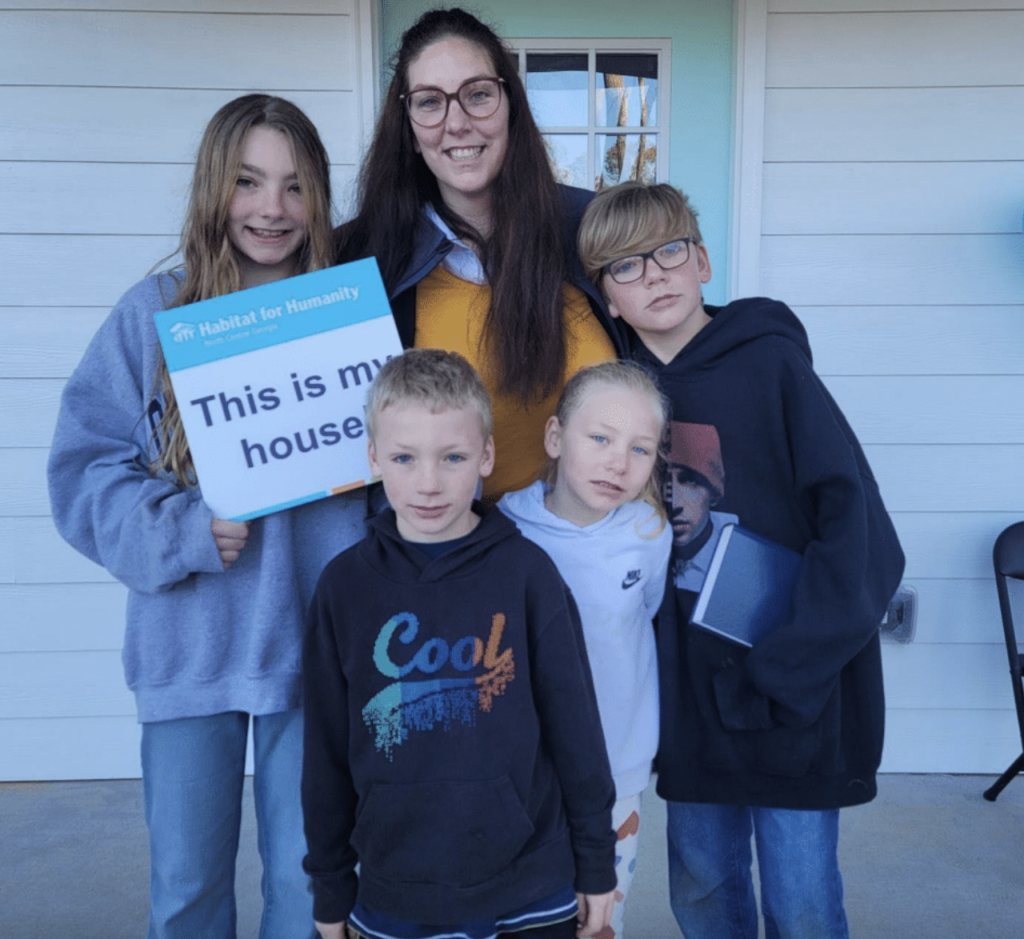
[378,1,734,304]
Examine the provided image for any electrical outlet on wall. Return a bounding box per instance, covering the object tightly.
[880,584,917,643]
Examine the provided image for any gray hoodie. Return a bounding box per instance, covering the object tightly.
[47,272,365,723]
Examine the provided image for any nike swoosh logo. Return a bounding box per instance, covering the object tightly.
[621,571,642,589]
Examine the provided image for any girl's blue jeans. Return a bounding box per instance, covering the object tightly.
[141,709,316,939]
[666,801,849,939]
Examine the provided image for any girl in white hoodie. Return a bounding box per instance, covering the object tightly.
[499,361,671,939]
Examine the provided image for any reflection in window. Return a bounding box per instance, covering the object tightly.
[544,134,589,188]
[526,53,587,127]
[596,54,658,127]
[511,40,668,190]
[598,133,657,188]
[596,54,658,188]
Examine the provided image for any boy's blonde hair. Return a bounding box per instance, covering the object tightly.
[578,181,704,285]
[366,349,494,443]
[153,94,333,484]
[547,361,669,526]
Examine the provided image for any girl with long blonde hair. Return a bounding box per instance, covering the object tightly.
[48,94,362,939]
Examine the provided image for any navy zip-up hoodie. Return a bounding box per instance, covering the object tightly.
[302,507,616,924]
[631,297,905,810]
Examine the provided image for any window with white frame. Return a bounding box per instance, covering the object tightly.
[508,39,670,190]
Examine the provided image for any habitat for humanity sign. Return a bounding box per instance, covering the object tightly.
[154,258,402,521]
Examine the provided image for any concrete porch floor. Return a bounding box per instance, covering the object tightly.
[1,773,1022,938]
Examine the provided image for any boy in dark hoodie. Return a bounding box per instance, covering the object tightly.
[301,349,616,939]
[578,183,905,939]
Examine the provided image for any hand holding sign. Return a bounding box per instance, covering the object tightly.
[211,518,250,568]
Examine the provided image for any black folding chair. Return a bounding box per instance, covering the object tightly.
[983,521,1024,801]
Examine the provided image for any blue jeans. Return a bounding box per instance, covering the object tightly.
[666,801,848,939]
[141,710,315,939]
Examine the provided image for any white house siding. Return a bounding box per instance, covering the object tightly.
[0,0,377,781]
[736,0,1024,771]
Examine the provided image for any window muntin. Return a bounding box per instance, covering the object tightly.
[511,40,669,190]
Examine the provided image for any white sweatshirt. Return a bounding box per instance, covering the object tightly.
[500,481,671,798]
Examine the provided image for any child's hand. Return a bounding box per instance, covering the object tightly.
[575,890,616,937]
[314,920,350,939]
[211,517,249,568]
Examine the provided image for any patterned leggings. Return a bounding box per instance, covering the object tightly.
[600,792,643,939]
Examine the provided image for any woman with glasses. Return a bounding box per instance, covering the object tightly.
[334,7,623,501]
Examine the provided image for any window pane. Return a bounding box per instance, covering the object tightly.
[596,53,658,128]
[597,133,657,189]
[543,134,589,188]
[526,53,588,127]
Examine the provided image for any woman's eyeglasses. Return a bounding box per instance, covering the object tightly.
[402,78,506,128]
[603,239,695,285]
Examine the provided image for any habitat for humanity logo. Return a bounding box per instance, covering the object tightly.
[170,285,361,344]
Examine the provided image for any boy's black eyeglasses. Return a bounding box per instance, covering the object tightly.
[602,239,695,284]
[401,78,506,128]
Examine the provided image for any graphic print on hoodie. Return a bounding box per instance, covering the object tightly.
[663,421,739,594]
[362,609,516,761]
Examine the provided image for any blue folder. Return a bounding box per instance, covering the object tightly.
[690,524,802,647]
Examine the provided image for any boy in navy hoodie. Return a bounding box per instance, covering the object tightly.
[301,349,616,939]
[578,183,905,939]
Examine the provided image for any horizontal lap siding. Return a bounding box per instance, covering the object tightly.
[882,709,1024,774]
[762,164,1024,237]
[766,10,1024,86]
[763,87,1024,163]
[760,234,1023,305]
[772,0,1023,11]
[0,1,373,781]
[2,309,111,377]
[1,1,344,11]
[2,88,362,166]
[0,584,127,653]
[800,307,1024,375]
[0,12,356,89]
[760,2,1024,772]
[0,717,144,780]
